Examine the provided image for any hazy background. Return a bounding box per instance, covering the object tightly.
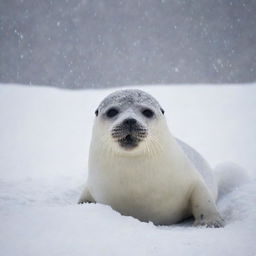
[1,0,256,89]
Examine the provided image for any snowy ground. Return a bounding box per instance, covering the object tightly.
[0,84,255,256]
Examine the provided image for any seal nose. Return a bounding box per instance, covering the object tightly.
[123,118,137,129]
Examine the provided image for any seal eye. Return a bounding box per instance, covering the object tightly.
[95,109,99,116]
[160,108,165,115]
[106,108,119,118]
[142,109,154,118]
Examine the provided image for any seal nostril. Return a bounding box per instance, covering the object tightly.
[124,118,137,126]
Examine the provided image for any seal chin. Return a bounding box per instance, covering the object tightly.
[118,134,141,150]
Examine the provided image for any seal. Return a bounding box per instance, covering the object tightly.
[78,89,224,227]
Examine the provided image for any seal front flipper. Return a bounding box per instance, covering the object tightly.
[78,186,96,204]
[190,181,224,228]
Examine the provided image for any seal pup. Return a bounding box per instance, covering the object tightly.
[79,89,224,227]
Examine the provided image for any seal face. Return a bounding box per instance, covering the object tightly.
[95,89,164,153]
[79,89,224,228]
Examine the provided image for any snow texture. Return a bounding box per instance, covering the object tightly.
[0,84,255,256]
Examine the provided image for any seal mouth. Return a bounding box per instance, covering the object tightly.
[111,119,148,150]
[118,134,140,149]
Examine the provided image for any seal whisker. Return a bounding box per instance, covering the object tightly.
[145,139,151,156]
[150,136,164,154]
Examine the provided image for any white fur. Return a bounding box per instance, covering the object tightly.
[80,113,223,226]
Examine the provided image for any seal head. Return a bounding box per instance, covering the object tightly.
[95,89,165,151]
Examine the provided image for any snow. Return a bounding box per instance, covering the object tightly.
[0,84,255,256]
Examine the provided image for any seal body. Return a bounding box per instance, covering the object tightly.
[79,89,224,227]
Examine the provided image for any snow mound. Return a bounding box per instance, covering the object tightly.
[215,162,251,198]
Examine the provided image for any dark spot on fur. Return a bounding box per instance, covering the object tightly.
[79,200,93,204]
[200,214,204,220]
